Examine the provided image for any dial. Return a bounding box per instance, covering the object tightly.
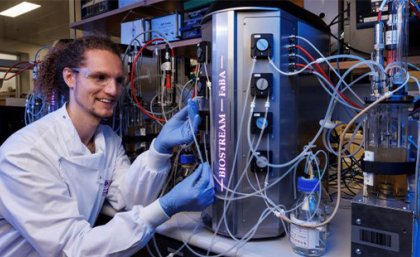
[256,38,269,52]
[256,156,268,168]
[256,78,269,91]
[256,117,268,130]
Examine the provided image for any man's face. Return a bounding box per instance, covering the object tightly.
[68,49,124,121]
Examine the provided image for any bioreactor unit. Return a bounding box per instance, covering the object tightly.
[201,1,330,239]
[351,1,419,256]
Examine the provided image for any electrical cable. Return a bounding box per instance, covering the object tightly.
[312,71,361,111]
[328,32,371,56]
[295,54,364,120]
[130,37,173,122]
[295,36,379,102]
[294,52,360,111]
[2,61,38,81]
[328,8,349,27]
[171,57,360,249]
[150,23,417,254]
[378,0,389,22]
[295,44,363,109]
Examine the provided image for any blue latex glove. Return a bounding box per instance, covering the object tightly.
[159,162,215,217]
[154,99,201,154]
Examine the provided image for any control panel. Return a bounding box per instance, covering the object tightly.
[251,151,272,173]
[251,112,273,134]
[251,73,273,97]
[251,34,273,58]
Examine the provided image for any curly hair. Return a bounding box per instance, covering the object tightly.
[35,36,121,103]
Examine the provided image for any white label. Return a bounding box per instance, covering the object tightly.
[385,30,397,45]
[290,215,320,249]
[161,62,171,71]
[363,14,388,23]
[140,128,146,136]
[364,150,375,161]
[364,172,374,186]
[364,17,377,23]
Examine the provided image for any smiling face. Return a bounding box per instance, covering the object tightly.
[64,49,124,123]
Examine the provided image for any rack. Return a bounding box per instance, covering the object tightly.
[70,0,201,57]
[70,1,182,36]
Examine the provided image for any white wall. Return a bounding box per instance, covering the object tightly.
[304,0,339,35]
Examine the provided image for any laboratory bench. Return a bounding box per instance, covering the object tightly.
[131,204,352,257]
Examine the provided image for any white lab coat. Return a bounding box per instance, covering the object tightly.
[0,105,172,257]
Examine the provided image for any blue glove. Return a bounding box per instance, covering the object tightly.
[159,162,215,217]
[154,99,201,154]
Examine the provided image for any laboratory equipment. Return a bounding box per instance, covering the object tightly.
[201,1,330,239]
[290,177,327,257]
[151,13,182,42]
[120,19,150,45]
[351,1,419,256]
[81,0,117,19]
[351,95,416,257]
[176,154,197,185]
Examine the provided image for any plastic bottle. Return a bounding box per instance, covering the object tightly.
[289,176,327,257]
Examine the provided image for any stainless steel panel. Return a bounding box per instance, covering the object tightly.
[207,7,329,239]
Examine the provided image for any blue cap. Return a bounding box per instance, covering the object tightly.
[180,154,196,165]
[297,176,320,192]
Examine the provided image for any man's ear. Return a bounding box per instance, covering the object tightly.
[62,67,75,89]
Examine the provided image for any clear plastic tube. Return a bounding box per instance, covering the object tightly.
[247,81,338,169]
[296,53,365,111]
[410,76,420,93]
[279,71,412,229]
[297,54,369,114]
[323,121,365,158]
[167,28,418,257]
[313,72,361,111]
[379,0,389,12]
[333,59,387,103]
[169,36,415,256]
[214,154,304,200]
[408,63,420,71]
[295,36,371,104]
[204,60,258,248]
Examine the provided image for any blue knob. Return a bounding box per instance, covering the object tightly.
[256,117,268,130]
[256,38,269,52]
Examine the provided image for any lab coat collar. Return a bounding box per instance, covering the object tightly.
[55,104,106,170]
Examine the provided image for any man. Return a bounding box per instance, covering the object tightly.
[0,36,214,257]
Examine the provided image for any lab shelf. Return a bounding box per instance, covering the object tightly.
[70,0,183,36]
[69,0,201,56]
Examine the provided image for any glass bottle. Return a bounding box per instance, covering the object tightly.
[289,176,327,257]
[175,154,196,185]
